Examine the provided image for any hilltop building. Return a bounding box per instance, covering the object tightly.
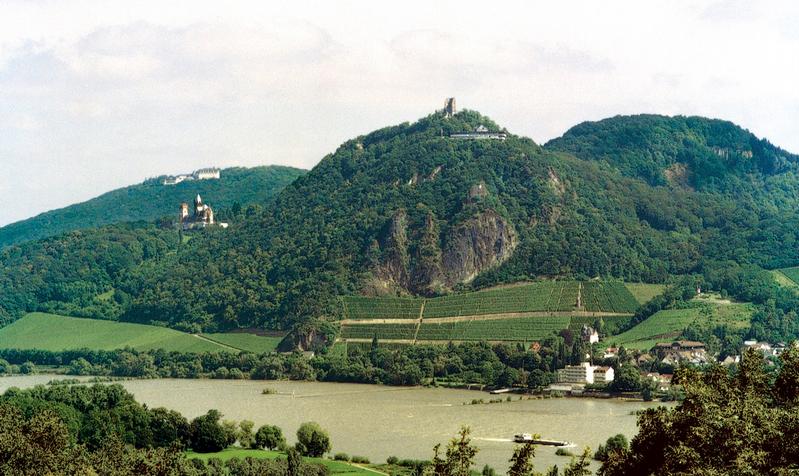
[180,194,228,230]
[451,124,507,140]
[163,167,221,185]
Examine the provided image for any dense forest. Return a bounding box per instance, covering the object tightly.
[2,110,799,337]
[0,165,305,248]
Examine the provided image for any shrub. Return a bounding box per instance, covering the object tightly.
[351,456,370,464]
[333,453,350,462]
[386,456,399,465]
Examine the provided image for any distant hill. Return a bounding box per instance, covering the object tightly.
[545,114,799,194]
[0,165,306,248]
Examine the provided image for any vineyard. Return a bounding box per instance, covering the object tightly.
[337,280,654,345]
[581,282,640,313]
[607,308,702,350]
[342,296,422,320]
[341,281,646,322]
[568,315,632,333]
[415,316,571,342]
[339,323,417,340]
[422,281,579,318]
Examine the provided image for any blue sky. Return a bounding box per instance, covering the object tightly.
[1,0,798,226]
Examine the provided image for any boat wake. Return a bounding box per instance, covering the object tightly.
[474,437,515,443]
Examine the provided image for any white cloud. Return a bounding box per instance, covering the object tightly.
[0,0,798,226]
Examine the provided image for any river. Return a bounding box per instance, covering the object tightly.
[0,375,667,472]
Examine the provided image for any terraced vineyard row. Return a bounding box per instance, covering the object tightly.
[342,296,422,320]
[339,323,417,340]
[567,315,632,332]
[422,281,580,318]
[415,316,571,341]
[581,282,639,313]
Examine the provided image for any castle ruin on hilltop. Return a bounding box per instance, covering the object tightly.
[442,97,507,140]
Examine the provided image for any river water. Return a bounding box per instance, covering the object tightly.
[0,376,666,472]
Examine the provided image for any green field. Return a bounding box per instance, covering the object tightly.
[773,268,799,289]
[201,333,283,353]
[778,266,799,285]
[185,449,374,475]
[416,316,571,342]
[0,313,233,353]
[623,283,666,304]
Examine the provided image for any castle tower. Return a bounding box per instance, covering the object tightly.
[443,97,456,117]
[179,202,189,221]
[194,194,204,215]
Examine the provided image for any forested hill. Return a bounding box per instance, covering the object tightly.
[0,165,306,248]
[3,110,799,335]
[545,114,799,194]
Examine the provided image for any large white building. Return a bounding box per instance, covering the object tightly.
[557,362,615,385]
[163,167,221,185]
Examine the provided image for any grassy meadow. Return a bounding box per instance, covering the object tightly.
[185,449,376,475]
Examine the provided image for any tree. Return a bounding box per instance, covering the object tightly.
[237,420,255,449]
[508,442,536,476]
[599,350,799,475]
[149,407,190,448]
[286,446,302,476]
[189,410,230,453]
[444,426,478,476]
[594,434,628,462]
[610,364,642,392]
[19,361,35,374]
[255,424,286,450]
[296,422,331,457]
[563,448,592,476]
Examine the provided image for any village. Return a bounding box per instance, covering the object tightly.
[549,325,796,398]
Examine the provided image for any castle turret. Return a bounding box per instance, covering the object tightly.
[443,97,456,117]
[179,202,189,220]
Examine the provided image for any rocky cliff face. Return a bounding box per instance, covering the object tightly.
[441,209,517,286]
[372,206,517,295]
[373,210,411,292]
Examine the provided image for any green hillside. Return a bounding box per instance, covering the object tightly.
[608,300,755,350]
[0,165,305,248]
[0,312,233,352]
[545,114,799,194]
[2,110,799,342]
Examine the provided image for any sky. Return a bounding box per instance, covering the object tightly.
[1,0,798,226]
